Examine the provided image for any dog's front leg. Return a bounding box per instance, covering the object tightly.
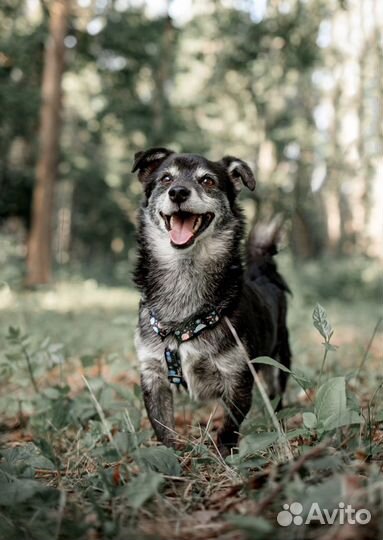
[141,369,176,447]
[217,378,253,457]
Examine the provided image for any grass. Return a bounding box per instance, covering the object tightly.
[0,256,382,540]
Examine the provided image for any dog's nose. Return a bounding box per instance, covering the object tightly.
[168,185,191,204]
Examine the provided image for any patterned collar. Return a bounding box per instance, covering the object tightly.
[149,305,222,388]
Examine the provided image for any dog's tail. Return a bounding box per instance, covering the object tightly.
[246,215,291,294]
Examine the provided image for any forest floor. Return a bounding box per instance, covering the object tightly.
[0,257,382,540]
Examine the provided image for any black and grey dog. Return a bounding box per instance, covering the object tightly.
[132,147,291,455]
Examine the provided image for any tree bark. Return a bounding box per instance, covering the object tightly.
[152,5,175,144]
[26,0,70,286]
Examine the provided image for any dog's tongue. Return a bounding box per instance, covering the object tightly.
[170,214,195,245]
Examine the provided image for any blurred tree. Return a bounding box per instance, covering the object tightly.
[0,0,46,227]
[26,0,70,285]
[180,0,328,257]
[0,0,381,282]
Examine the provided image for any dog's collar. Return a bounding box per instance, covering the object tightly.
[149,305,221,387]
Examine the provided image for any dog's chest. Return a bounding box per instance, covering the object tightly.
[136,326,246,402]
[178,340,245,401]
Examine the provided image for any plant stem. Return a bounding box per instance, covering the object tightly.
[318,345,329,387]
[21,344,39,394]
[356,316,382,378]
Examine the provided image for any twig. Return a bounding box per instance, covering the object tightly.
[153,418,187,443]
[205,430,237,473]
[199,403,218,447]
[369,380,383,409]
[81,375,121,457]
[124,408,140,451]
[54,490,66,540]
[21,343,39,394]
[224,316,294,461]
[356,316,383,378]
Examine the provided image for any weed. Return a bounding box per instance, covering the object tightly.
[0,280,382,540]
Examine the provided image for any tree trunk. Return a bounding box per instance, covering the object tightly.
[26,0,70,286]
[152,6,175,143]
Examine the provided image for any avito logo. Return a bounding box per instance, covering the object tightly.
[277,501,371,527]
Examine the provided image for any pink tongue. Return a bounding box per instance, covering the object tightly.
[170,214,195,245]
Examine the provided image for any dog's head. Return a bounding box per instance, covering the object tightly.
[132,147,255,251]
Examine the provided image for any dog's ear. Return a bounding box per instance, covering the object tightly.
[132,147,174,183]
[221,156,256,192]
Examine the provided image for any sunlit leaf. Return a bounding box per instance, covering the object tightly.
[316,377,346,422]
[312,303,333,341]
[303,411,317,429]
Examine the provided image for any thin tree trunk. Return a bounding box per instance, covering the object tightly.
[152,4,174,143]
[26,0,70,286]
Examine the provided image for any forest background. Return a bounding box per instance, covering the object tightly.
[0,1,382,539]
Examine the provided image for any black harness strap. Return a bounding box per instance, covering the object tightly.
[149,305,221,388]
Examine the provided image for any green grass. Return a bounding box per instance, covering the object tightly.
[0,258,382,540]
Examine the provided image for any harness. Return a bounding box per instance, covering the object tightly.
[149,305,222,388]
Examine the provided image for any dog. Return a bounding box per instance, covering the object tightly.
[132,147,292,455]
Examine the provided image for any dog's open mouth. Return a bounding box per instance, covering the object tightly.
[160,211,214,248]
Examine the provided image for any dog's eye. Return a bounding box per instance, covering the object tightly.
[200,175,216,188]
[160,174,172,185]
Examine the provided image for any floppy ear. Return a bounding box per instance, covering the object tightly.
[132,147,175,183]
[221,156,256,192]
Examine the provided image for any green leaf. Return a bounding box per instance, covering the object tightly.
[276,406,303,421]
[323,409,363,430]
[303,412,317,429]
[252,356,315,391]
[251,356,292,373]
[134,446,181,476]
[7,326,20,339]
[315,377,347,426]
[80,354,96,367]
[298,475,344,516]
[286,428,307,440]
[124,404,142,431]
[113,430,151,453]
[373,410,383,423]
[323,342,338,352]
[48,343,64,354]
[5,352,22,361]
[312,304,333,341]
[35,439,58,467]
[2,443,56,471]
[124,471,164,509]
[239,432,279,457]
[292,371,316,391]
[226,515,272,537]
[42,387,61,400]
[306,454,344,472]
[0,475,57,506]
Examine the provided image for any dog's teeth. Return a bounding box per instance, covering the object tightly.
[170,215,175,229]
[193,216,202,232]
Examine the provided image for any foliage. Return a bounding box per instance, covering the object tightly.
[1,0,381,268]
[0,0,382,536]
[0,281,382,539]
